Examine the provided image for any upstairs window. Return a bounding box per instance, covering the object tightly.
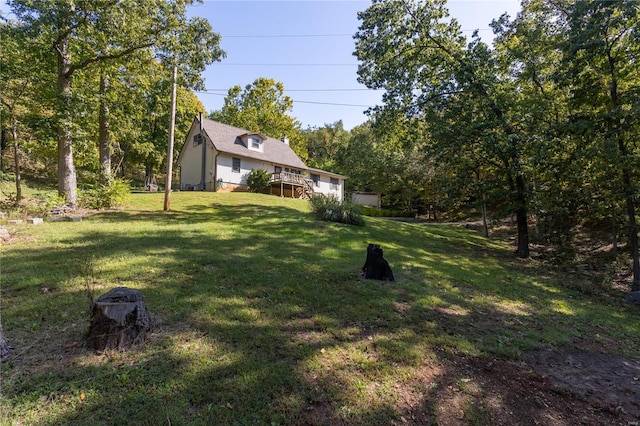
[232,158,241,173]
[193,134,204,146]
[330,177,339,190]
[250,137,260,149]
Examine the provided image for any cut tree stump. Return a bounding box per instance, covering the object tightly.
[86,287,150,350]
[0,327,10,361]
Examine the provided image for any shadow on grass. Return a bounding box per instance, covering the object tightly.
[2,196,639,425]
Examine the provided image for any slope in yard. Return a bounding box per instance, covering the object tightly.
[1,192,639,425]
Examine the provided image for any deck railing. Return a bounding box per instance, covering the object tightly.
[271,172,313,186]
[271,172,314,195]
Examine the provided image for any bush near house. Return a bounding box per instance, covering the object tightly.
[310,193,365,226]
[246,168,272,193]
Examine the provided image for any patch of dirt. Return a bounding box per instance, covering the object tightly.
[525,349,640,421]
[397,350,640,425]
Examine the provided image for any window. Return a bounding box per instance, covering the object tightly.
[250,137,260,149]
[232,158,241,173]
[310,173,320,187]
[193,134,203,146]
[330,178,339,190]
[274,166,282,173]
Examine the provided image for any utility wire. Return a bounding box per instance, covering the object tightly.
[221,29,494,38]
[194,91,376,108]
[201,88,383,92]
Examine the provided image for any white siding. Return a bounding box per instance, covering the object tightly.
[216,154,272,186]
[180,126,206,189]
[312,173,344,200]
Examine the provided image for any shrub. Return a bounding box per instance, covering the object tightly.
[310,194,365,226]
[246,169,271,193]
[78,179,131,209]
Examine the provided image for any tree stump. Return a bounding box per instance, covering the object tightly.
[0,327,10,361]
[87,287,150,350]
[361,243,395,281]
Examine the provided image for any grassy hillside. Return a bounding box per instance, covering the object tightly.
[1,191,639,425]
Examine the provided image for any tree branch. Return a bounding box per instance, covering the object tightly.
[69,41,155,74]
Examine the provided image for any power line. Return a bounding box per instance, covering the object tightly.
[194,91,376,108]
[223,33,354,38]
[220,29,494,38]
[201,88,383,92]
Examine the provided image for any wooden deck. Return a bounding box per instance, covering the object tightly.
[269,172,314,199]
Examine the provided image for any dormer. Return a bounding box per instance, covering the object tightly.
[240,132,266,153]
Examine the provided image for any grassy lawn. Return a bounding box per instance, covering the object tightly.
[1,190,639,425]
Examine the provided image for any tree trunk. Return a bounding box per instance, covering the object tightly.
[481,201,489,238]
[515,174,530,258]
[1,128,7,171]
[87,287,150,350]
[56,36,78,208]
[623,171,640,291]
[12,122,21,206]
[0,322,10,360]
[164,64,178,211]
[612,206,618,255]
[98,74,111,185]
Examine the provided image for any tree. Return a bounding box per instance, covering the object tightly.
[0,19,55,204]
[558,0,640,290]
[210,78,307,161]
[354,0,533,257]
[303,121,350,171]
[6,0,221,208]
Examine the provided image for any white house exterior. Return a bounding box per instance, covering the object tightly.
[177,118,346,200]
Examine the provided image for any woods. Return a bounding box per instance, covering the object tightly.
[1,0,639,291]
[353,0,639,288]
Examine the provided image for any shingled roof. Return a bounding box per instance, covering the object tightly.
[200,119,307,170]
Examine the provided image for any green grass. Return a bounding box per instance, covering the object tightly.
[1,191,639,425]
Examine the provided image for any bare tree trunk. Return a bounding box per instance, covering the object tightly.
[98,74,111,185]
[1,128,7,171]
[0,322,10,360]
[12,122,21,206]
[623,172,639,291]
[481,201,489,238]
[164,64,177,211]
[612,206,618,255]
[56,36,78,208]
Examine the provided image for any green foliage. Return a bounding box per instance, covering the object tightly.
[210,77,308,161]
[78,179,131,209]
[361,206,416,218]
[303,121,349,171]
[246,168,271,193]
[310,194,365,226]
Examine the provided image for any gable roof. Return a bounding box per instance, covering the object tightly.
[200,119,307,170]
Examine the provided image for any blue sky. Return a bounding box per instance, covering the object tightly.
[191,0,522,130]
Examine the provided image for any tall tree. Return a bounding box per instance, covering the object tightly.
[6,0,221,208]
[210,77,307,161]
[559,0,640,290]
[0,19,55,204]
[303,121,350,171]
[354,0,532,257]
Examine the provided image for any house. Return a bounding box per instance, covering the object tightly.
[177,118,346,200]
